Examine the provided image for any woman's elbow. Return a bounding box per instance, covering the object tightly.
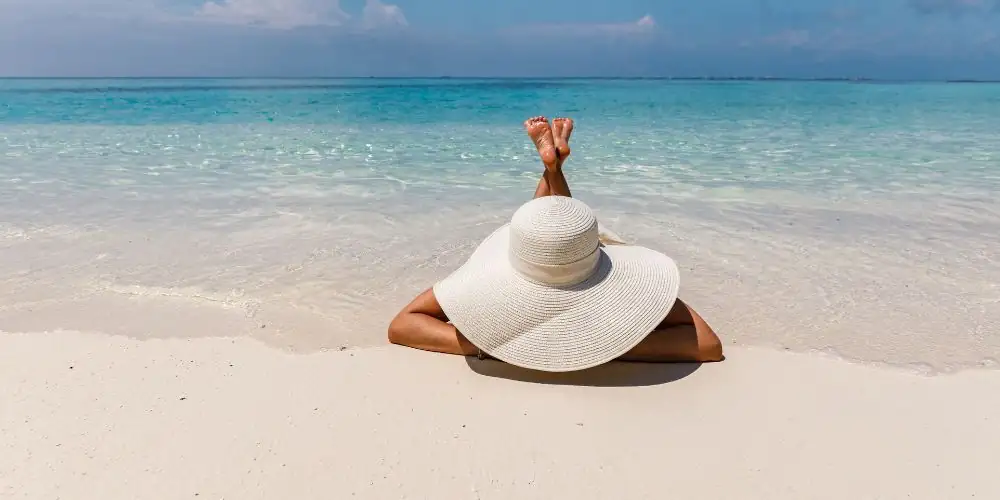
[698,333,724,362]
[387,314,407,345]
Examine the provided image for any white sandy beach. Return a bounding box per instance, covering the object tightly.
[2,330,998,499]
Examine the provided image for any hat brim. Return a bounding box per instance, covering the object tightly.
[433,224,681,372]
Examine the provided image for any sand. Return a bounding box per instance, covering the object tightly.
[3,330,998,499]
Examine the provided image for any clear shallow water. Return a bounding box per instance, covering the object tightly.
[1,79,998,372]
[3,79,998,200]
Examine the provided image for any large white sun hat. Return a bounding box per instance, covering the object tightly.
[433,196,681,372]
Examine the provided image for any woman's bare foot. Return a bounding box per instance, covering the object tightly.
[524,116,558,170]
[552,117,574,168]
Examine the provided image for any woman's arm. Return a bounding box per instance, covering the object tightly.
[618,325,724,362]
[387,288,480,356]
[619,299,724,362]
[388,290,723,363]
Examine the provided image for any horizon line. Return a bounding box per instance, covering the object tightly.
[2,76,1000,83]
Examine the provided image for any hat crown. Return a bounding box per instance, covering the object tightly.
[509,196,600,270]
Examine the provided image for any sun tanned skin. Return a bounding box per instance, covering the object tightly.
[388,117,724,364]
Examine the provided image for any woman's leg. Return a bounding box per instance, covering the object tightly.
[526,116,573,199]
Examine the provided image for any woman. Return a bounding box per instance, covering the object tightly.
[388,117,723,372]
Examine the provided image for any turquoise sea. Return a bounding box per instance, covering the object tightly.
[1,79,998,372]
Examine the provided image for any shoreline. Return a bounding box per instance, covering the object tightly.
[3,329,998,499]
[3,323,999,378]
[2,284,998,377]
[3,191,997,375]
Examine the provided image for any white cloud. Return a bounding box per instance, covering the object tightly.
[505,15,658,38]
[0,0,373,29]
[189,0,408,30]
[195,0,351,29]
[0,0,162,21]
[362,0,408,30]
[568,14,657,36]
[632,15,656,30]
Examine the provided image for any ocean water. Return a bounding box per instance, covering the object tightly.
[1,78,998,372]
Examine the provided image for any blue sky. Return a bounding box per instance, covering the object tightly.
[0,0,998,78]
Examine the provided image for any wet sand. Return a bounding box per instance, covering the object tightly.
[2,193,997,372]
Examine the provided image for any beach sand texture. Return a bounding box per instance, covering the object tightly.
[3,331,999,500]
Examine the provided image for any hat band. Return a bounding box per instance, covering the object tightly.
[509,248,601,286]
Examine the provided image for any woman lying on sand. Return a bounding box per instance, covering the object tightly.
[388,117,723,372]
